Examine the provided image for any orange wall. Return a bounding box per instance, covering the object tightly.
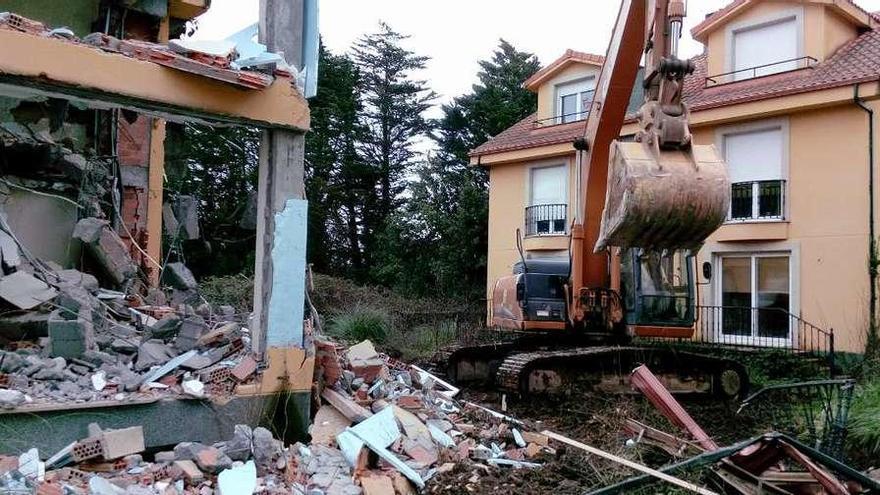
[486,99,878,352]
[691,103,875,353]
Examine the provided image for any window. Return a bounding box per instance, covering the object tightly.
[723,126,785,221]
[526,165,567,235]
[555,78,595,123]
[732,17,798,81]
[720,254,791,342]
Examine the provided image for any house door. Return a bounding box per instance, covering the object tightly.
[719,254,791,345]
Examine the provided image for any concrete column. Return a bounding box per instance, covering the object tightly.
[252,0,308,353]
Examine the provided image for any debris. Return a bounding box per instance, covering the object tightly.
[0,271,57,309]
[542,430,719,495]
[360,474,395,495]
[182,378,205,398]
[630,365,719,451]
[162,262,198,291]
[0,388,26,408]
[139,349,198,385]
[231,355,258,382]
[322,388,373,422]
[101,426,145,460]
[217,460,257,495]
[174,459,204,483]
[72,218,136,286]
[309,405,351,446]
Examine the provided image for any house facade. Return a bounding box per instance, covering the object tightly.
[471,0,880,353]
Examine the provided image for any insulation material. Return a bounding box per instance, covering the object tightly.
[596,141,730,251]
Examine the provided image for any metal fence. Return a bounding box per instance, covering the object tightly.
[524,203,568,236]
[639,305,835,373]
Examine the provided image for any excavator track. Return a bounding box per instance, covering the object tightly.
[495,345,749,397]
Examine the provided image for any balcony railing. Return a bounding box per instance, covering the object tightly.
[525,203,567,236]
[532,110,590,128]
[706,56,818,86]
[636,305,836,376]
[730,180,785,221]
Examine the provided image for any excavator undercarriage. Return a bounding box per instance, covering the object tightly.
[437,336,749,398]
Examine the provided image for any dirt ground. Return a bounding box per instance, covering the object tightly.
[428,388,771,495]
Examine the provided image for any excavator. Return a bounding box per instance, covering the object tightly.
[443,0,749,397]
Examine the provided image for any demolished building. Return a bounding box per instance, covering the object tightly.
[0,0,315,462]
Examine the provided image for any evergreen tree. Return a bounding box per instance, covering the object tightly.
[352,23,436,272]
[305,44,367,275]
[377,40,540,298]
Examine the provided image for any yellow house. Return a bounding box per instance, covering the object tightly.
[471,0,880,354]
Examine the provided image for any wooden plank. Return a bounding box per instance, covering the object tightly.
[321,388,373,423]
[542,430,720,495]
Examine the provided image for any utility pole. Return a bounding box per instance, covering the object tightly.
[253,0,308,354]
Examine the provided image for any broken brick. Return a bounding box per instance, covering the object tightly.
[521,431,549,447]
[230,355,257,382]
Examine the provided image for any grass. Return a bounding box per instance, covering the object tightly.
[388,320,459,362]
[849,378,880,459]
[327,306,393,343]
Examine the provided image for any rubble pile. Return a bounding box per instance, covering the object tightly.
[0,423,303,494]
[0,215,256,409]
[286,338,554,494]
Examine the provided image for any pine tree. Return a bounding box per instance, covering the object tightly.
[305,43,367,275]
[352,22,436,270]
[378,40,540,298]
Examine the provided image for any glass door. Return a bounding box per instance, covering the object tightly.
[719,254,791,345]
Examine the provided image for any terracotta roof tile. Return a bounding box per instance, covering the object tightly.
[524,49,605,90]
[471,28,880,159]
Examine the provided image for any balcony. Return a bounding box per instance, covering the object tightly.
[525,203,568,237]
[729,180,785,222]
[705,56,817,87]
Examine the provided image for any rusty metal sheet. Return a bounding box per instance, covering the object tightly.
[630,364,719,451]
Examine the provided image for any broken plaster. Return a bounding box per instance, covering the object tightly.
[266,198,307,348]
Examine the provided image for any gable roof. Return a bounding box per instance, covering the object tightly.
[691,0,874,42]
[471,25,880,159]
[523,49,605,91]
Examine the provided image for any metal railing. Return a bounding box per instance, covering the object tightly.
[524,203,568,236]
[730,180,785,221]
[705,56,818,86]
[532,110,590,127]
[637,305,835,374]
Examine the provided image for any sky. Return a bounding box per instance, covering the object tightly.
[192,0,880,112]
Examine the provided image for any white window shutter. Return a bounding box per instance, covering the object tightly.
[724,128,784,183]
[733,19,798,79]
[530,166,567,205]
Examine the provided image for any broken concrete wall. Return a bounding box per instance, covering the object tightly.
[3,189,81,268]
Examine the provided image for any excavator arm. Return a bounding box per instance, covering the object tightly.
[569,0,729,329]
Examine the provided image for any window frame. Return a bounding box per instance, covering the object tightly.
[554,77,595,124]
[724,6,805,82]
[717,118,790,224]
[525,161,569,236]
[717,252,793,347]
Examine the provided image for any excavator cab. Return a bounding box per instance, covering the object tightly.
[620,249,695,328]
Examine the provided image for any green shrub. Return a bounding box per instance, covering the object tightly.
[328,307,393,343]
[849,379,880,457]
[388,320,459,362]
[198,274,254,311]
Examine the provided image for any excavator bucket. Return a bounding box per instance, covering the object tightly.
[595,140,730,252]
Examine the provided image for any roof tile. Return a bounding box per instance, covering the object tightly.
[472,27,880,159]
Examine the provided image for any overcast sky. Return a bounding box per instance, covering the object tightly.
[193,0,880,111]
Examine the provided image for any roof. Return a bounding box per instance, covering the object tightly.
[523,49,605,91]
[691,0,874,42]
[471,26,880,159]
